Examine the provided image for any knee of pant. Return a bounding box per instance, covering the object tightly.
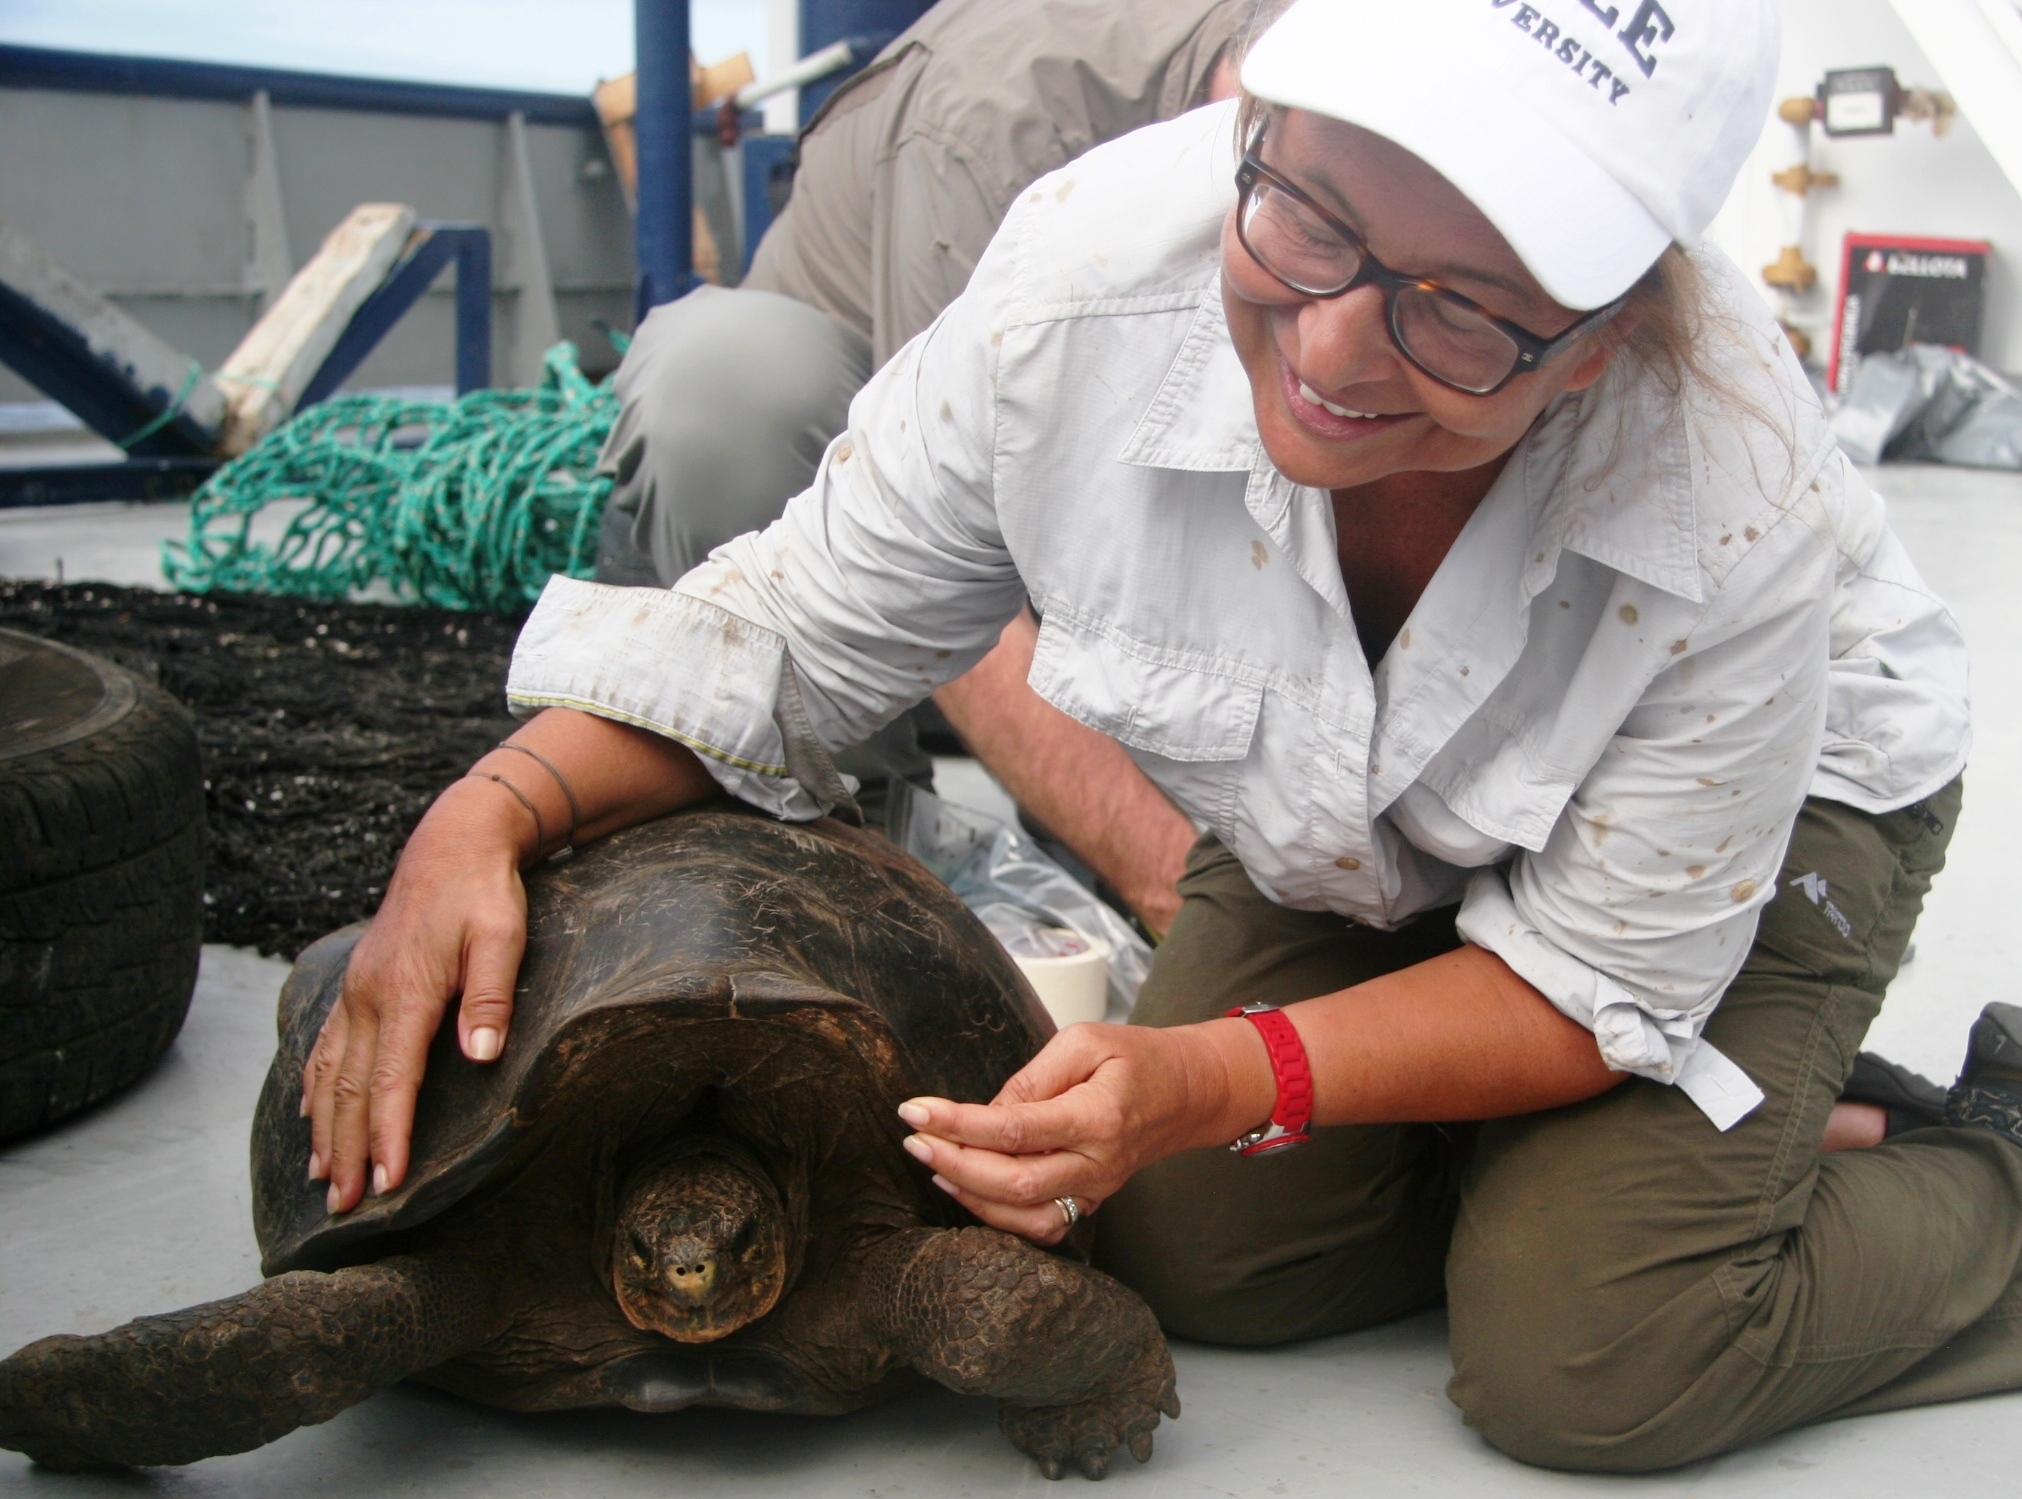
[1446,1300,1729,1473]
[1446,1347,1616,1471]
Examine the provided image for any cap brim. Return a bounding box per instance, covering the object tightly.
[1241,2,1671,310]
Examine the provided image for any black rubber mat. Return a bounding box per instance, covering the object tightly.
[0,582,522,958]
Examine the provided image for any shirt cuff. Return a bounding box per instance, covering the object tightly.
[506,575,849,821]
[1456,866,1765,1130]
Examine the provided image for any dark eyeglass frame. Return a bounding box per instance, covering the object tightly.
[1233,141,1624,397]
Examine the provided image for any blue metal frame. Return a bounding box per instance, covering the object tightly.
[0,43,597,126]
[298,224,493,408]
[0,456,215,511]
[633,0,697,316]
[0,281,216,457]
[740,135,799,275]
[796,0,929,123]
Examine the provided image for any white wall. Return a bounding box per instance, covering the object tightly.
[1705,0,2022,374]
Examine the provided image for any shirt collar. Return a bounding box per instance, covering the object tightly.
[1518,364,1703,606]
[1116,274,1258,474]
[1118,278,1351,615]
[1119,275,1707,611]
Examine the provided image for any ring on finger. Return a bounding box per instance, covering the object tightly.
[1054,1196,1082,1230]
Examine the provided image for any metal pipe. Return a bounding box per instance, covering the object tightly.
[733,39,855,110]
[633,0,695,316]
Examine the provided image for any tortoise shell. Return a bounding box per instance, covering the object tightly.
[251,806,1053,1275]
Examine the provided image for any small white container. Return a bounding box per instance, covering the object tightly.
[1013,938,1110,1030]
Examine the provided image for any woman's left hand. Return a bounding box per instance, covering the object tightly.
[895,1018,1267,1246]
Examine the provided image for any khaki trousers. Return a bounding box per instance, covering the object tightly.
[589,288,931,828]
[1097,779,2022,1470]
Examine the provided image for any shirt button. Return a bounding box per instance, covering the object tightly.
[1335,856,1361,871]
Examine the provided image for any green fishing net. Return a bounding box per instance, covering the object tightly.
[164,342,616,614]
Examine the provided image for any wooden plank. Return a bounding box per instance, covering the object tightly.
[696,53,755,106]
[592,55,751,283]
[214,202,416,455]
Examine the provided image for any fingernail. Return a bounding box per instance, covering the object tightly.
[930,1174,957,1195]
[468,1027,501,1062]
[902,1134,933,1163]
[371,1164,389,1197]
[896,1099,930,1128]
[299,1093,311,1118]
[326,1183,342,1215]
[307,1151,322,1182]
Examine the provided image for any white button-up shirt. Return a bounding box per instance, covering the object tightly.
[510,103,1968,1122]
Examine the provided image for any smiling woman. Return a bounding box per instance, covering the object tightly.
[286,0,2019,1479]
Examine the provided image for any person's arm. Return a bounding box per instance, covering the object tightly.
[934,609,1196,935]
[304,708,715,1215]
[897,943,1622,1243]
[905,478,1869,1241]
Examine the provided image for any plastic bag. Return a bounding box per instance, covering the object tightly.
[886,780,1151,1021]
[1829,344,2022,469]
[972,904,1095,960]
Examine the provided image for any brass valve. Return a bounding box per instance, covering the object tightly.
[1762,246,1818,293]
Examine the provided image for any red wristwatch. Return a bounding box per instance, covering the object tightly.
[1226,1002,1314,1155]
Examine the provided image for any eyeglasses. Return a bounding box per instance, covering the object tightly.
[1233,142,1622,396]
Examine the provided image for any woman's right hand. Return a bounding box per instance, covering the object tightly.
[303,774,535,1215]
[299,708,726,1214]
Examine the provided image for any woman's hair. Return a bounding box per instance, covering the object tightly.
[1609,246,1712,401]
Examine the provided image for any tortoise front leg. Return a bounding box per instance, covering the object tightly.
[0,1254,504,1469]
[867,1228,1179,1480]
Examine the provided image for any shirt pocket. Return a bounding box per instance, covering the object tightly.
[1028,611,1264,763]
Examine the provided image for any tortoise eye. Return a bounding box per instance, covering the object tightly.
[729,1218,755,1256]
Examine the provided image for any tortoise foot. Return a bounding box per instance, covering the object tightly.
[0,1336,134,1470]
[0,1258,501,1469]
[999,1382,1181,1481]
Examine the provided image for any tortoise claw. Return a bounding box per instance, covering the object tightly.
[1000,1388,1169,1482]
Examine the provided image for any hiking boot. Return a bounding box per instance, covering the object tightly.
[1942,1003,2022,1148]
[1840,1051,1949,1138]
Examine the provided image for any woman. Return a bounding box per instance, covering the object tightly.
[305,0,2022,1469]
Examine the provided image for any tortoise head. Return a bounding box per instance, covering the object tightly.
[610,1141,790,1343]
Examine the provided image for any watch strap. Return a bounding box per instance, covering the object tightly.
[1226,1002,1314,1155]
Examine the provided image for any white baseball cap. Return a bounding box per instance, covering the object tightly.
[1241,0,1779,309]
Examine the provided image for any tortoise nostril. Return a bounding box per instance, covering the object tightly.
[662,1251,720,1304]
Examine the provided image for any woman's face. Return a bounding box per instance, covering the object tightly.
[1222,108,1623,492]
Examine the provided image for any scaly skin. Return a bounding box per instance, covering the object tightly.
[868,1228,1180,1480]
[0,1254,503,1470]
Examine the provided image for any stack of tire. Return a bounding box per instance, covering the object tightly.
[0,627,205,1140]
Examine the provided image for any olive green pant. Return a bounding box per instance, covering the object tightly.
[1097,779,2022,1470]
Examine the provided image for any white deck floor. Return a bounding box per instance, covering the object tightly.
[4,463,2021,1496]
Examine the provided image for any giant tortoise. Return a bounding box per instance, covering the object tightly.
[0,807,1177,1479]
